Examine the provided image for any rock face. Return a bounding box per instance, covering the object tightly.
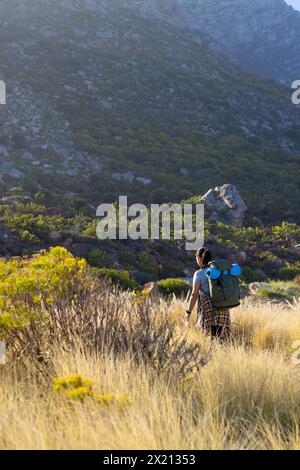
[201,184,247,227]
[140,0,300,84]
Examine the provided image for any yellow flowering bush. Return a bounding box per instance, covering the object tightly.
[132,290,151,306]
[53,374,131,408]
[95,393,132,408]
[0,247,87,335]
[53,374,93,392]
[54,375,94,402]
[66,387,93,402]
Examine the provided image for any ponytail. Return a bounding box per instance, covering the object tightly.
[197,247,212,268]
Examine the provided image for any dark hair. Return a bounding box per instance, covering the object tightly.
[196,247,212,268]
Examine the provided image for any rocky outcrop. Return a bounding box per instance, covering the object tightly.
[141,282,159,297]
[201,184,247,228]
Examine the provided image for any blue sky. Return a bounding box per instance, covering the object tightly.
[285,0,300,11]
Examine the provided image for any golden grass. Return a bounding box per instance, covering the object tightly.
[1,298,300,450]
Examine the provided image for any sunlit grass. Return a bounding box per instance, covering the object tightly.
[1,296,300,450]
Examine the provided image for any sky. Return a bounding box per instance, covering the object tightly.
[285,0,300,11]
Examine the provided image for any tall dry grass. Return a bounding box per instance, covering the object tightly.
[1,288,300,450]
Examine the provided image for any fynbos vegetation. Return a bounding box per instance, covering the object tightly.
[0,248,300,449]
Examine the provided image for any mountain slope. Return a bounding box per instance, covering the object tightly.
[0,0,299,223]
[140,0,300,84]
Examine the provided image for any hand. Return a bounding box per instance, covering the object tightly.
[184,312,191,328]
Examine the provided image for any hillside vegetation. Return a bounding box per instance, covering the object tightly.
[0,0,299,223]
[1,248,300,450]
[0,200,300,283]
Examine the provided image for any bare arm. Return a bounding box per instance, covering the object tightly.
[184,280,200,326]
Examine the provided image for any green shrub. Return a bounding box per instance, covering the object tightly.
[241,267,265,284]
[139,252,157,276]
[257,281,300,302]
[258,288,287,301]
[87,249,107,268]
[277,263,300,281]
[82,220,97,237]
[90,268,136,290]
[158,278,190,298]
[258,251,278,263]
[9,187,27,196]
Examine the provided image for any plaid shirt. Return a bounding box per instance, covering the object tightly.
[196,290,231,337]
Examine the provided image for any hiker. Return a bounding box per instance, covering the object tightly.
[185,248,232,339]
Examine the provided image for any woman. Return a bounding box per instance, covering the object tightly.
[185,248,231,339]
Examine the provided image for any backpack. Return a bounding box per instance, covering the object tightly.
[205,260,241,309]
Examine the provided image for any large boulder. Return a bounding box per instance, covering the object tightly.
[201,184,247,228]
[142,282,159,297]
[249,282,270,295]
